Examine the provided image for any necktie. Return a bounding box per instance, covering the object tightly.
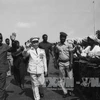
[35,49,38,54]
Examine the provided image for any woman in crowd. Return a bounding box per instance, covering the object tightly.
[11,37,26,90]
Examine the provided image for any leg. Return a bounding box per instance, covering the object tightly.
[47,59,49,68]
[46,59,50,77]
[7,60,11,77]
[13,66,20,85]
[19,62,26,89]
[38,74,45,98]
[30,74,40,100]
[0,72,6,100]
[32,84,40,100]
[67,69,74,96]
[59,66,68,95]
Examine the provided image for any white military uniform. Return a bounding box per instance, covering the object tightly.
[25,43,47,100]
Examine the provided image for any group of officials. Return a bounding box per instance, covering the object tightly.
[0,31,75,100]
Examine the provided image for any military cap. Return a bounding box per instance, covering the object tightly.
[31,36,40,42]
[60,32,68,37]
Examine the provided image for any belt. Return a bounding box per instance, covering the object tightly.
[58,59,69,63]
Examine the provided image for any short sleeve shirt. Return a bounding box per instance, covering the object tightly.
[56,41,73,61]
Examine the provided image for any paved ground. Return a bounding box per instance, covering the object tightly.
[5,56,85,100]
[6,76,81,100]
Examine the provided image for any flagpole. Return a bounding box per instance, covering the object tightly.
[93,0,95,34]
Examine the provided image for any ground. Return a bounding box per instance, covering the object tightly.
[5,56,85,100]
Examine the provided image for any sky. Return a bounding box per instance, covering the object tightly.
[0,0,100,45]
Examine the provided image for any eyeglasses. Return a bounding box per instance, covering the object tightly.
[32,41,39,43]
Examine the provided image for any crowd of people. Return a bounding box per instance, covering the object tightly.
[0,30,100,100]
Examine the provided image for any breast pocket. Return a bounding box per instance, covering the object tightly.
[36,62,44,74]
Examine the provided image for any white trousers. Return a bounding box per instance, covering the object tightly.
[30,73,45,100]
[59,62,73,94]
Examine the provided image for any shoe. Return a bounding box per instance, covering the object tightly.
[68,91,72,96]
[68,91,74,96]
[20,84,24,90]
[40,93,44,98]
[63,93,69,98]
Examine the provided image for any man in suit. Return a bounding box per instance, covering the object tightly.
[24,37,47,100]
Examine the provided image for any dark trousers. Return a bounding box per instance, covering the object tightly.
[13,62,26,86]
[0,72,6,100]
[47,59,49,68]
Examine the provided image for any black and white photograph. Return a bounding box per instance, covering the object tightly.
[0,0,100,100]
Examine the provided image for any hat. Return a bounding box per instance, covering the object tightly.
[31,37,40,42]
[60,32,68,37]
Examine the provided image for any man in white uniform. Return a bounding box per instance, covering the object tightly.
[24,37,47,100]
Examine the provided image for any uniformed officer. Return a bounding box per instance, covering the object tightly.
[55,32,73,98]
[23,37,47,100]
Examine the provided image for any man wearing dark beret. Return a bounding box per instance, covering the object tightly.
[60,32,68,37]
[54,32,73,98]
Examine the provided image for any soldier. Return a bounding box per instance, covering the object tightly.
[39,34,53,76]
[23,37,47,100]
[55,32,73,98]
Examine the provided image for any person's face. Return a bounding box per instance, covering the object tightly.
[97,33,100,39]
[60,36,66,44]
[32,41,39,49]
[43,35,48,41]
[5,39,10,45]
[0,35,3,44]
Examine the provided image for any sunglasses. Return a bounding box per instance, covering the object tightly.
[32,41,39,43]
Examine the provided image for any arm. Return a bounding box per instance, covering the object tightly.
[68,44,74,71]
[69,50,73,65]
[43,50,47,73]
[7,38,17,52]
[49,44,54,58]
[7,46,13,52]
[53,45,59,60]
[53,45,59,69]
[22,48,30,58]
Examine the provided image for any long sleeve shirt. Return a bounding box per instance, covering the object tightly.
[25,47,47,74]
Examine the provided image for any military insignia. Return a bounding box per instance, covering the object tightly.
[39,53,44,59]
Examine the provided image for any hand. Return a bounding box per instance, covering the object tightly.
[10,33,16,41]
[25,41,31,48]
[54,60,59,69]
[44,72,48,77]
[21,46,24,51]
